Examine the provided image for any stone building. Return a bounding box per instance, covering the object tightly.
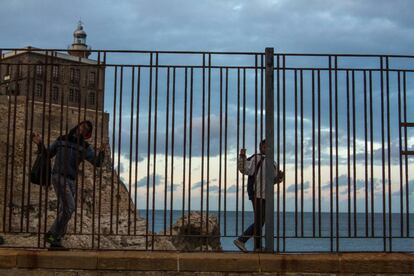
[0,21,104,111]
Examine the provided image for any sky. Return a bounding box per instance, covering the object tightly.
[1,0,414,217]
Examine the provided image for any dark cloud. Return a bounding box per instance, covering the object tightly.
[191,178,217,190]
[286,181,310,193]
[135,174,162,187]
[323,174,382,191]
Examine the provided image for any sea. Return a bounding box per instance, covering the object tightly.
[140,210,414,252]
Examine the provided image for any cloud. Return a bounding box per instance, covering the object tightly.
[135,174,162,188]
[286,181,310,193]
[322,175,381,191]
[191,178,217,189]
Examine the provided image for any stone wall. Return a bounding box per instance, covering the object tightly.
[0,249,412,275]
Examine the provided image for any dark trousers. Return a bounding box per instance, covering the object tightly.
[238,198,265,249]
[49,174,76,240]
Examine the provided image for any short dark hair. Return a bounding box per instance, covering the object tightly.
[80,120,93,139]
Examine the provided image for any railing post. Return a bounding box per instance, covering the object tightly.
[265,47,275,252]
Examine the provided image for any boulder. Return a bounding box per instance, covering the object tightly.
[167,212,222,251]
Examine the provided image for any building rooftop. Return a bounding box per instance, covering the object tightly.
[0,47,97,64]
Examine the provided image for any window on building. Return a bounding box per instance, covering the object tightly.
[52,87,59,103]
[36,65,43,77]
[70,68,81,84]
[74,69,80,83]
[69,88,74,102]
[74,89,80,103]
[88,71,96,86]
[35,84,43,97]
[88,91,95,106]
[52,65,59,81]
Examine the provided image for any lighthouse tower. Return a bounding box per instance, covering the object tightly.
[68,21,91,58]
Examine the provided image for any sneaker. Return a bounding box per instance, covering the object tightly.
[233,239,247,253]
[45,232,62,246]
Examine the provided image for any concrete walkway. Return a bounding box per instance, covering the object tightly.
[0,248,413,275]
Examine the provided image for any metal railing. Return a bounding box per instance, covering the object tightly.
[0,48,413,252]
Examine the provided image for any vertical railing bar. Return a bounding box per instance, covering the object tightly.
[0,48,6,232]
[37,52,49,246]
[2,60,10,232]
[312,69,315,238]
[42,51,55,244]
[282,55,286,251]
[188,67,193,232]
[346,70,351,237]
[242,68,246,234]
[260,54,265,249]
[62,63,70,244]
[151,53,159,251]
[91,51,102,248]
[97,52,107,247]
[369,70,375,238]
[300,69,304,238]
[170,68,176,236]
[200,54,205,238]
[73,63,86,234]
[294,69,298,237]
[74,60,82,234]
[109,66,118,234]
[397,71,404,237]
[224,67,228,236]
[134,65,141,236]
[218,68,223,229]
[276,55,281,251]
[385,57,392,251]
[380,57,386,251]
[253,55,258,243]
[335,57,339,251]
[329,56,333,251]
[318,69,321,238]
[206,54,211,236]
[264,47,274,252]
[25,64,36,232]
[145,54,153,250]
[116,66,124,235]
[127,66,135,235]
[19,62,31,232]
[403,71,409,237]
[164,66,170,234]
[236,68,240,236]
[8,61,20,233]
[352,70,357,238]
[363,70,369,237]
[182,67,187,237]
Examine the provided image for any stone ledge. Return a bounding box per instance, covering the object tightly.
[179,252,260,272]
[0,249,413,274]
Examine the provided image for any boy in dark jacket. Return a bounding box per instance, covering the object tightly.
[32,120,105,248]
